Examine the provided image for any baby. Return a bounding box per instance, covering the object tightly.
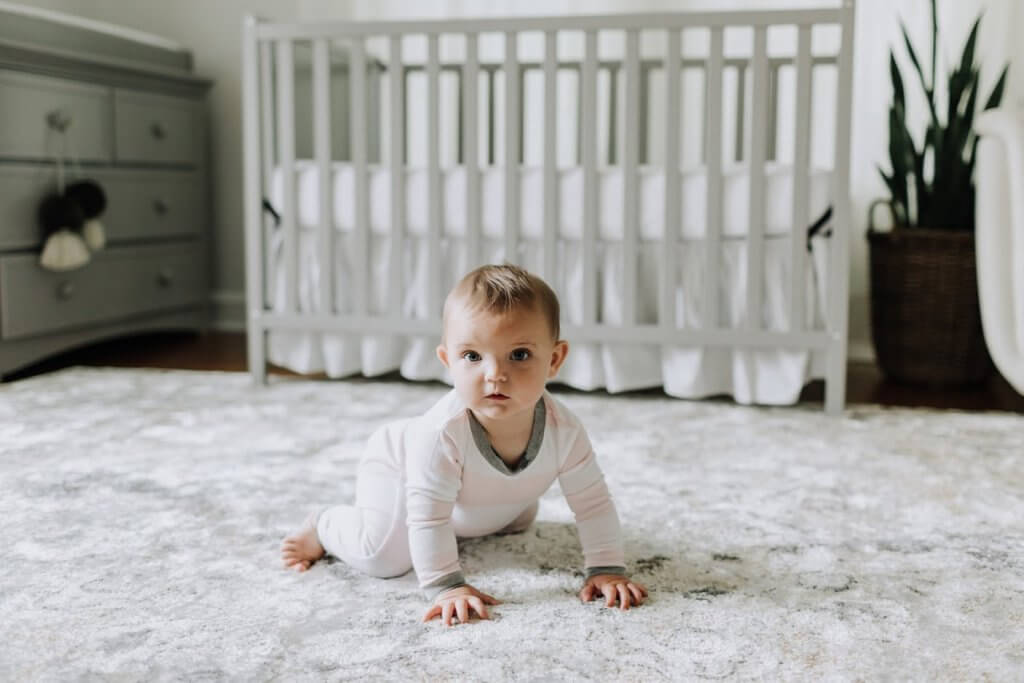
[281,264,647,626]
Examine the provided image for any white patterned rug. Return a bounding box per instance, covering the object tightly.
[1,367,1022,680]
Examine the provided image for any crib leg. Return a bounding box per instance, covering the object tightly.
[248,324,267,386]
[824,340,847,415]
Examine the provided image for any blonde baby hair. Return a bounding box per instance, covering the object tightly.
[442,264,561,341]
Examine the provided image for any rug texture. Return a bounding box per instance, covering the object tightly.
[1,367,1022,681]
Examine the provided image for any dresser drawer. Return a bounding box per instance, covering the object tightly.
[0,167,206,249]
[114,90,200,165]
[0,70,112,162]
[102,171,205,241]
[0,243,205,340]
[0,166,52,251]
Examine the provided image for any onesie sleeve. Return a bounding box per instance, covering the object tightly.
[405,429,467,600]
[557,425,627,578]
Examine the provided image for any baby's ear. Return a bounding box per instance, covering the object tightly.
[436,344,450,368]
[548,340,569,378]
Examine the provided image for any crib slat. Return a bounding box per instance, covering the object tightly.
[639,63,649,164]
[746,27,768,331]
[543,31,558,285]
[790,25,812,332]
[504,31,520,264]
[427,34,442,318]
[350,39,369,316]
[827,5,856,414]
[259,42,274,192]
[607,64,618,165]
[703,28,724,329]
[389,36,405,316]
[464,34,481,270]
[622,29,640,327]
[581,30,598,326]
[258,40,275,326]
[243,18,266,383]
[734,64,746,162]
[662,29,681,330]
[312,39,334,316]
[487,68,496,165]
[275,40,298,314]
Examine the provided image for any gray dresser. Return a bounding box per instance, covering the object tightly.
[0,8,212,379]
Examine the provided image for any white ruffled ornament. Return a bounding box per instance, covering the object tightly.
[83,218,106,250]
[40,229,91,271]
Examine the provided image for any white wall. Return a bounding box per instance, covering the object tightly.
[17,0,1023,359]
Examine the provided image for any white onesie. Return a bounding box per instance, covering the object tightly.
[316,389,627,598]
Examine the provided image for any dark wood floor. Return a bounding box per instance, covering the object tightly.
[6,331,1024,413]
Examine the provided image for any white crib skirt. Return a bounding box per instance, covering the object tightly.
[266,230,831,406]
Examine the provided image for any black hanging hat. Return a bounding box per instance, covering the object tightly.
[64,179,107,251]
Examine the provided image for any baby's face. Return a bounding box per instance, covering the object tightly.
[437,303,567,429]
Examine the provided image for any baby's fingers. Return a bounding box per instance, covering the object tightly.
[468,596,489,620]
[442,601,455,627]
[579,583,597,602]
[455,599,469,625]
[422,604,441,623]
[617,584,631,610]
[628,583,646,605]
[478,591,501,605]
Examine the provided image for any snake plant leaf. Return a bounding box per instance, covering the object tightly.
[890,52,905,113]
[958,17,980,88]
[929,0,938,90]
[984,64,1008,110]
[912,132,927,226]
[885,107,911,222]
[965,65,1010,171]
[901,20,938,126]
[961,70,980,140]
[878,167,908,226]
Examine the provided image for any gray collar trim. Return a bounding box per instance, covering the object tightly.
[467,398,547,476]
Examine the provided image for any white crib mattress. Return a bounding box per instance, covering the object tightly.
[268,161,833,240]
[264,162,833,405]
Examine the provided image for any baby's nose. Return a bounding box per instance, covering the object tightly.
[485,360,507,381]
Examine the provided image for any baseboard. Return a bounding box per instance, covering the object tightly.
[211,290,246,332]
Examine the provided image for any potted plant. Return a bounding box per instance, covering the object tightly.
[869,0,1010,385]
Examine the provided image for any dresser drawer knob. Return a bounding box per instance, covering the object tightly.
[56,281,74,300]
[150,122,166,140]
[46,110,73,133]
[156,268,175,288]
[152,199,169,216]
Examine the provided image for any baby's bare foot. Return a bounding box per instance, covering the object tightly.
[281,512,325,572]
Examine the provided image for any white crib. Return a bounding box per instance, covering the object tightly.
[241,4,855,412]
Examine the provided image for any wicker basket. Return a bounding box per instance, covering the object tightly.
[868,227,994,386]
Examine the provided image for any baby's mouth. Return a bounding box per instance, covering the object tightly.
[485,393,509,400]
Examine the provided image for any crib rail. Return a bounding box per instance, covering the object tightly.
[242,3,855,412]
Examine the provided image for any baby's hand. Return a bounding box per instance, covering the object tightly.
[422,584,501,627]
[579,574,648,610]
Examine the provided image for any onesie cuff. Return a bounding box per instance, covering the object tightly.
[422,570,467,601]
[584,565,628,580]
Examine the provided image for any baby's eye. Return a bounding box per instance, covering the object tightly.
[510,348,531,361]
[462,350,481,362]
